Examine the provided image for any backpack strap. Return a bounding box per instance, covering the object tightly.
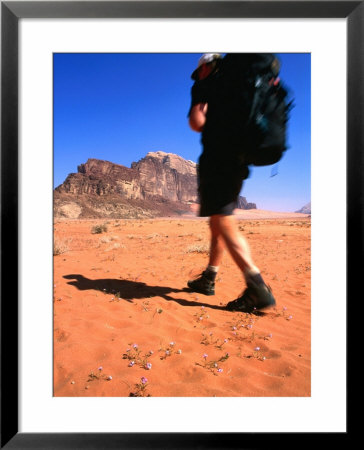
[247,73,273,125]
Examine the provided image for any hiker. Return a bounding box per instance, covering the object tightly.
[187,53,277,312]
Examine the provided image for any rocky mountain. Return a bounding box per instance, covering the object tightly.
[295,202,311,214]
[237,196,257,210]
[54,151,257,219]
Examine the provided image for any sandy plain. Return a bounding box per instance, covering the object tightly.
[53,210,311,397]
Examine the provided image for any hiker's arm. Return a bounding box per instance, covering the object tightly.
[189,103,208,132]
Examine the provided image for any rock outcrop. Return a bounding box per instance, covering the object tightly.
[237,196,257,210]
[54,152,257,219]
[56,152,198,204]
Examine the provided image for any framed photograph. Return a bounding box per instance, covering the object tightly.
[2,1,358,448]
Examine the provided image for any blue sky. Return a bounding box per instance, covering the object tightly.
[54,53,310,212]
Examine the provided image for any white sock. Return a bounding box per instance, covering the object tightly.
[206,265,219,273]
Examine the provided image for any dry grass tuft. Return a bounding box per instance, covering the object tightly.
[185,243,210,254]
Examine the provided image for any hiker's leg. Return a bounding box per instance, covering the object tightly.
[208,215,225,267]
[210,215,259,276]
[217,214,276,311]
[186,216,223,295]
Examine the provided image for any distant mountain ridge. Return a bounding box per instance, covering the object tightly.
[295,202,311,214]
[54,152,257,219]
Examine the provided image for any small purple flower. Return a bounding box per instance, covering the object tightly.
[199,316,203,321]
[224,339,228,343]
[165,350,170,355]
[141,377,148,384]
[267,333,273,338]
[170,341,175,346]
[129,361,135,367]
[203,353,208,359]
[217,368,223,373]
[233,332,237,336]
[283,306,287,311]
[201,306,205,309]
[232,326,237,330]
[254,346,260,351]
[98,366,103,371]
[288,315,293,320]
[247,324,253,330]
[133,344,138,349]
[146,363,152,370]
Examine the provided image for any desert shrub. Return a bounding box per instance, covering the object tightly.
[185,243,210,254]
[91,223,108,234]
[53,238,69,255]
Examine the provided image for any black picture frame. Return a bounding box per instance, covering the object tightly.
[1,1,358,448]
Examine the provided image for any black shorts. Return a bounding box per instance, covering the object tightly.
[197,153,249,217]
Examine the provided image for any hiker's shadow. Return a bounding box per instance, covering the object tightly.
[63,274,226,310]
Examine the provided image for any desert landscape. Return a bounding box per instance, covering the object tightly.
[53,209,311,397]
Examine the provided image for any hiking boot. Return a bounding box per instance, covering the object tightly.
[226,279,276,312]
[187,271,215,296]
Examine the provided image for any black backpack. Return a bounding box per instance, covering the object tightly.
[219,53,293,166]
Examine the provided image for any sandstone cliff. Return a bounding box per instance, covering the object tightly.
[56,152,198,203]
[54,152,257,219]
[131,151,198,203]
[60,159,142,199]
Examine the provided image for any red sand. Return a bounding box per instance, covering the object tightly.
[54,212,311,397]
